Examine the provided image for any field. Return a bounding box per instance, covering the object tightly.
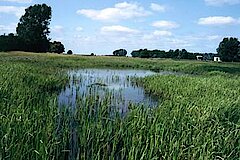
[0,52,240,160]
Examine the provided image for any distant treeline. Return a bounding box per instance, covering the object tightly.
[130,49,214,60]
[114,37,240,62]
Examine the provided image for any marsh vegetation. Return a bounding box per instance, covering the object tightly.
[0,52,240,160]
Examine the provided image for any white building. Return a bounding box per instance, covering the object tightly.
[214,57,221,62]
[196,55,203,61]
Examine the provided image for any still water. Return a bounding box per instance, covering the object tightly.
[58,69,159,113]
[57,69,183,159]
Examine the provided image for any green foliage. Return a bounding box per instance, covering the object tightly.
[0,52,240,159]
[131,48,197,59]
[67,50,73,55]
[217,37,240,62]
[49,41,65,54]
[113,49,127,56]
[0,58,69,159]
[16,4,52,52]
[0,34,24,52]
[0,4,66,53]
[133,74,240,159]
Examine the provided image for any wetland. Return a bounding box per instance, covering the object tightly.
[0,52,239,160]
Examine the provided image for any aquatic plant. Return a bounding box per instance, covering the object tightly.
[0,52,239,159]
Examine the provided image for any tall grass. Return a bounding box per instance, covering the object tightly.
[73,74,240,159]
[75,74,240,159]
[0,52,240,159]
[0,62,70,159]
[133,74,240,159]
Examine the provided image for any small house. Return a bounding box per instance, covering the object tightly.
[196,55,203,61]
[214,57,221,62]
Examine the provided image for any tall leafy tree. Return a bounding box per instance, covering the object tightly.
[16,4,52,52]
[217,37,240,62]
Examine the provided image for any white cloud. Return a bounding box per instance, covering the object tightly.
[101,25,139,34]
[198,16,238,25]
[50,25,64,41]
[207,35,221,40]
[166,38,192,48]
[142,30,172,41]
[0,23,17,34]
[0,0,32,3]
[150,3,166,12]
[153,30,172,36]
[184,35,221,41]
[77,2,150,21]
[51,25,64,33]
[205,0,240,6]
[76,27,83,32]
[0,6,26,17]
[152,20,179,29]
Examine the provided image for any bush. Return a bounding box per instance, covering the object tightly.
[113,49,127,56]
[49,41,65,54]
[67,50,73,55]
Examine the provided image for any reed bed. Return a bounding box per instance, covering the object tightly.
[0,62,69,159]
[0,52,240,159]
[133,74,240,159]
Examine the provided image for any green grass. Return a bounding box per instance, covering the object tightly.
[0,51,240,159]
[134,74,240,159]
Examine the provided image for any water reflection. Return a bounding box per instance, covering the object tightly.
[57,69,184,160]
[58,69,159,113]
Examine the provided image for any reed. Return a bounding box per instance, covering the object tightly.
[0,51,239,159]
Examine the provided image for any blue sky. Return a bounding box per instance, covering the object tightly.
[0,0,240,54]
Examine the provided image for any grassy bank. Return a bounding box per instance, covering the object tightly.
[134,74,240,159]
[0,52,240,159]
[1,51,240,75]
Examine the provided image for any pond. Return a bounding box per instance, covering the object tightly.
[58,69,159,113]
[57,69,184,159]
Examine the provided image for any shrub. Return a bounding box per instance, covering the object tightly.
[67,50,73,55]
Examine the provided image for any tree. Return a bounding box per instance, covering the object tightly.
[174,49,180,59]
[16,4,52,52]
[49,41,65,54]
[131,50,139,57]
[67,50,73,55]
[139,49,150,58]
[0,33,24,52]
[217,37,240,62]
[113,49,127,56]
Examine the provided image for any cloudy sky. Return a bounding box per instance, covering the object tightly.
[0,0,240,54]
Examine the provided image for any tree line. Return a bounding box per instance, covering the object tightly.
[113,37,240,62]
[131,49,197,59]
[113,48,213,60]
[0,4,66,54]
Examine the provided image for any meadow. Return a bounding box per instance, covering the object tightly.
[0,52,239,160]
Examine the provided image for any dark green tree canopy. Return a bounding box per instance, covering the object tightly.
[130,48,196,59]
[49,41,65,54]
[113,49,127,56]
[16,4,52,52]
[217,37,240,62]
[67,50,73,55]
[0,33,24,52]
